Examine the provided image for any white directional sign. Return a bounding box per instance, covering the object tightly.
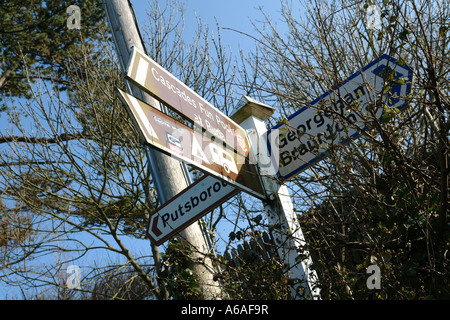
[267,54,413,181]
[147,175,238,245]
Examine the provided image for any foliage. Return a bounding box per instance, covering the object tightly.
[0,0,108,98]
[85,265,155,300]
[218,231,292,299]
[0,27,161,299]
[159,239,203,300]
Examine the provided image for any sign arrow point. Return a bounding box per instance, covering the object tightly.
[151,215,162,237]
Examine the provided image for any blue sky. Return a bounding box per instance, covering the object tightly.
[132,0,287,55]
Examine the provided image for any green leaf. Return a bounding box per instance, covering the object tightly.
[406,268,417,277]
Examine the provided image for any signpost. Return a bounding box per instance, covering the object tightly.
[267,54,413,181]
[147,175,238,245]
[117,88,265,199]
[117,48,413,300]
[126,46,250,158]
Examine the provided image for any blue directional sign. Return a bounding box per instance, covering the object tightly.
[267,54,413,181]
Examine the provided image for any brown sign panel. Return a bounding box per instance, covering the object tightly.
[125,47,250,158]
[117,88,265,199]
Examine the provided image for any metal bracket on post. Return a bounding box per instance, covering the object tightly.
[231,96,321,300]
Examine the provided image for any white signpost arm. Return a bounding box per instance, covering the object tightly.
[231,97,321,300]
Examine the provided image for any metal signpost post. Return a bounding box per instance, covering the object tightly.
[104,0,223,299]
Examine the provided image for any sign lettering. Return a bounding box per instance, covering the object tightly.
[147,175,238,245]
[267,54,413,181]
